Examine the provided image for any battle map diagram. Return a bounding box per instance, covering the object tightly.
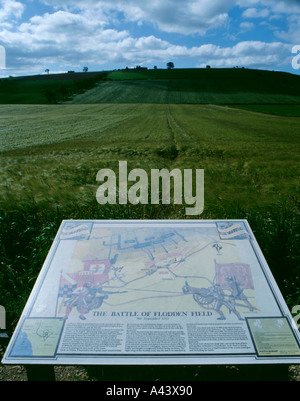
[56,222,257,321]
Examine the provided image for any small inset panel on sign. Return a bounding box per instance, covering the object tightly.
[10,318,64,358]
[247,317,300,357]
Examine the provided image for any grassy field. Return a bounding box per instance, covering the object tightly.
[1,104,299,204]
[69,79,300,107]
[230,104,300,117]
[0,68,299,380]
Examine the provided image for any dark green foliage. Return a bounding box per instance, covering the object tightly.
[0,72,108,104]
[156,145,178,160]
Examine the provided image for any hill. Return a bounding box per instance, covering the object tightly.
[0,68,300,115]
[69,68,300,110]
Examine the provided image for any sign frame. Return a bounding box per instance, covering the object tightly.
[2,219,300,366]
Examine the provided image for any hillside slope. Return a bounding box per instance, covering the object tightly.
[69,68,300,105]
[0,72,108,104]
[1,68,300,106]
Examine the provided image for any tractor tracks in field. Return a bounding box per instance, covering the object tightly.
[166,105,192,155]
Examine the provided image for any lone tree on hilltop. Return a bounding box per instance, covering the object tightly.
[167,61,174,69]
[83,66,88,72]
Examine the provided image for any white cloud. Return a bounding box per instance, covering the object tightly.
[40,0,237,35]
[237,0,300,14]
[0,8,132,73]
[18,10,108,44]
[242,8,270,18]
[0,0,24,25]
[196,41,292,69]
[264,0,300,14]
[240,22,255,31]
[239,1,300,48]
[275,15,300,44]
[1,9,127,50]
[36,0,300,43]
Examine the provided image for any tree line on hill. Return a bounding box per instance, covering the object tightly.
[43,72,108,103]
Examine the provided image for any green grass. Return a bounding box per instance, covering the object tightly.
[230,104,300,117]
[69,80,300,105]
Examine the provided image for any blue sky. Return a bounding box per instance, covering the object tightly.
[0,0,299,77]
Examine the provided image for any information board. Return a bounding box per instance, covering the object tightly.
[2,219,300,365]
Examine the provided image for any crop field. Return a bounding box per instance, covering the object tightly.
[0,69,300,380]
[67,68,300,117]
[68,79,300,106]
[230,104,300,117]
[1,103,299,208]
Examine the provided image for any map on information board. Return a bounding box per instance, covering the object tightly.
[2,220,300,365]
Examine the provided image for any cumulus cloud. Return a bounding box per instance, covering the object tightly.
[36,0,300,48]
[265,0,300,14]
[0,8,131,73]
[0,0,24,27]
[239,1,300,49]
[40,0,237,35]
[237,0,300,13]
[34,0,300,47]
[242,8,270,18]
[275,15,300,44]
[196,41,292,69]
[240,21,255,31]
